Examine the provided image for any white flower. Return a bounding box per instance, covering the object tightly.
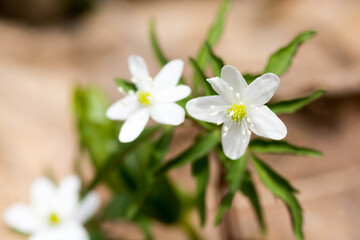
[107,55,191,143]
[186,65,287,160]
[4,175,100,240]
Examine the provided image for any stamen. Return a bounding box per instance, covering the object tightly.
[246,117,251,123]
[131,77,138,83]
[216,121,222,125]
[210,111,219,116]
[223,132,228,137]
[224,126,229,132]
[235,93,240,98]
[210,105,216,109]
[137,91,152,106]
[128,90,135,95]
[247,130,251,135]
[227,104,247,123]
[242,130,246,135]
[229,87,233,91]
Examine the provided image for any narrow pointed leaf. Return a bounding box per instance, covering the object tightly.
[214,192,235,225]
[240,171,266,234]
[192,156,210,226]
[250,139,322,157]
[205,42,225,77]
[156,131,220,174]
[252,155,303,240]
[268,90,325,114]
[264,30,316,76]
[189,58,216,95]
[115,78,136,92]
[149,19,168,66]
[214,151,247,225]
[196,0,231,69]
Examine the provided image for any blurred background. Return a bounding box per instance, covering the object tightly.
[1,0,360,239]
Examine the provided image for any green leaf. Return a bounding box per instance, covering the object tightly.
[240,171,266,234]
[189,57,216,95]
[115,78,136,92]
[205,42,225,77]
[214,192,234,225]
[102,194,133,220]
[252,155,303,240]
[149,19,168,66]
[73,86,120,168]
[196,0,231,69]
[136,216,153,240]
[243,73,260,84]
[149,128,173,170]
[214,153,247,225]
[264,30,316,76]
[156,130,220,174]
[192,156,210,226]
[250,139,323,157]
[143,176,182,224]
[268,90,325,114]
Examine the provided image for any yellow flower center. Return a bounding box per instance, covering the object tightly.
[49,213,60,226]
[137,91,152,106]
[227,104,247,122]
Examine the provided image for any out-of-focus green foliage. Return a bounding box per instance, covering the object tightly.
[268,90,325,114]
[115,78,136,92]
[189,58,216,96]
[214,153,247,225]
[205,42,225,77]
[156,130,220,174]
[149,19,168,67]
[192,156,210,226]
[240,171,266,234]
[250,139,323,157]
[264,30,316,76]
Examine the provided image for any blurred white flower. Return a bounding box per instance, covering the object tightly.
[107,55,191,142]
[4,175,100,240]
[186,65,287,160]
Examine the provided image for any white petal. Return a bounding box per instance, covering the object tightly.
[3,204,41,234]
[30,222,89,240]
[150,103,185,126]
[242,73,280,106]
[76,191,100,223]
[221,119,250,160]
[106,95,138,120]
[221,65,247,98]
[207,77,234,103]
[247,105,287,140]
[186,96,228,124]
[154,85,191,103]
[56,176,81,220]
[154,59,184,89]
[30,177,56,217]
[119,108,150,142]
[128,55,150,81]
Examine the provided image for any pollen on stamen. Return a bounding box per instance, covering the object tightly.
[247,130,251,135]
[246,117,251,123]
[216,121,222,125]
[242,130,246,135]
[229,87,233,91]
[224,126,229,132]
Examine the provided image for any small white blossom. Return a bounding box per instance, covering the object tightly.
[107,55,191,142]
[4,175,100,240]
[186,65,287,160]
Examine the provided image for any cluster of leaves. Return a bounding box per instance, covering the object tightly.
[73,0,324,239]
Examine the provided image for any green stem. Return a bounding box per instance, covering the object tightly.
[181,217,201,240]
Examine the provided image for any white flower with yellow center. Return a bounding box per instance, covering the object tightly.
[4,175,100,240]
[107,55,191,142]
[186,65,287,160]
